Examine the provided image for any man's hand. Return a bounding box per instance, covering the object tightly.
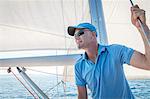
[131,5,146,28]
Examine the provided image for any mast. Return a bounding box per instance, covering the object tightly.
[89,0,108,45]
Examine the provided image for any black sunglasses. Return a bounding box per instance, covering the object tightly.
[74,30,85,37]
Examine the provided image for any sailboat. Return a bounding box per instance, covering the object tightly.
[0,0,150,98]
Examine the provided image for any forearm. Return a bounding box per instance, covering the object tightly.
[138,24,150,65]
[77,86,88,99]
[138,23,150,46]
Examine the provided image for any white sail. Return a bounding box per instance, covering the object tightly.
[103,0,150,79]
[0,0,91,52]
[0,0,92,85]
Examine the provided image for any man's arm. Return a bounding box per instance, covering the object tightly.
[77,86,88,99]
[130,5,150,70]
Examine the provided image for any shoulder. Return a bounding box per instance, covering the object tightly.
[74,54,85,70]
[107,44,124,49]
[101,44,124,52]
[103,44,134,56]
[108,44,134,52]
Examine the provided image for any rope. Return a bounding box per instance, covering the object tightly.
[60,0,67,49]
[45,80,65,94]
[74,0,77,24]
[0,48,77,52]
[24,66,69,97]
[25,68,63,77]
[0,23,70,38]
[8,68,38,99]
[56,50,59,97]
[107,0,119,23]
[25,67,74,77]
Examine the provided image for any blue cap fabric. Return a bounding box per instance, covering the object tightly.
[68,23,97,36]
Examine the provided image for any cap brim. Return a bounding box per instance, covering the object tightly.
[68,26,76,36]
[68,26,85,36]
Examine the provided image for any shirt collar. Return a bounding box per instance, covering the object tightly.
[98,44,107,55]
[82,44,107,60]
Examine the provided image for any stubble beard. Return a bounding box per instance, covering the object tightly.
[77,43,86,50]
[77,43,83,49]
[77,44,81,49]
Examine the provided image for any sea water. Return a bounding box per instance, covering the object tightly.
[0,74,150,99]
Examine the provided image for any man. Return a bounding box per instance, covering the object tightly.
[67,5,150,99]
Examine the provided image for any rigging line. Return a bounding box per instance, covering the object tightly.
[74,0,77,24]
[60,0,67,49]
[8,68,38,99]
[45,80,63,94]
[81,0,84,21]
[27,0,37,29]
[60,1,76,97]
[7,0,27,28]
[60,0,78,58]
[0,23,70,38]
[7,1,14,26]
[107,0,120,23]
[35,0,49,30]
[67,38,76,54]
[25,68,63,77]
[81,0,88,21]
[106,22,150,25]
[27,68,73,77]
[0,48,77,52]
[106,22,132,24]
[62,79,66,98]
[66,0,80,55]
[11,0,27,27]
[66,1,87,54]
[66,0,82,54]
[56,50,59,96]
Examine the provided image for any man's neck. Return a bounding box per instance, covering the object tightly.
[85,43,98,63]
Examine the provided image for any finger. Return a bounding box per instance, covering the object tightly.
[131,5,140,12]
[134,5,139,8]
[131,7,141,12]
[131,5,139,10]
[134,10,145,18]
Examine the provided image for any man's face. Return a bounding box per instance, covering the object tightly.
[74,28,94,49]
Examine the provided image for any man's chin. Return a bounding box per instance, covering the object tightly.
[77,44,84,49]
[77,45,81,49]
[77,45,84,49]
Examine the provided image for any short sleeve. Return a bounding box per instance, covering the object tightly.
[118,45,134,64]
[74,63,86,86]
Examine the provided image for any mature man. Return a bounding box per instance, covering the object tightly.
[67,5,150,99]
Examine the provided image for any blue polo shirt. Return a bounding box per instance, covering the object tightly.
[75,44,135,99]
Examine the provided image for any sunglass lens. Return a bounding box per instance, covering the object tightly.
[75,30,84,37]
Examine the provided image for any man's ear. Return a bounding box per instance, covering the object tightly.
[92,32,96,37]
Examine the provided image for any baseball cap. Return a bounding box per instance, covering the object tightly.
[67,23,97,36]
